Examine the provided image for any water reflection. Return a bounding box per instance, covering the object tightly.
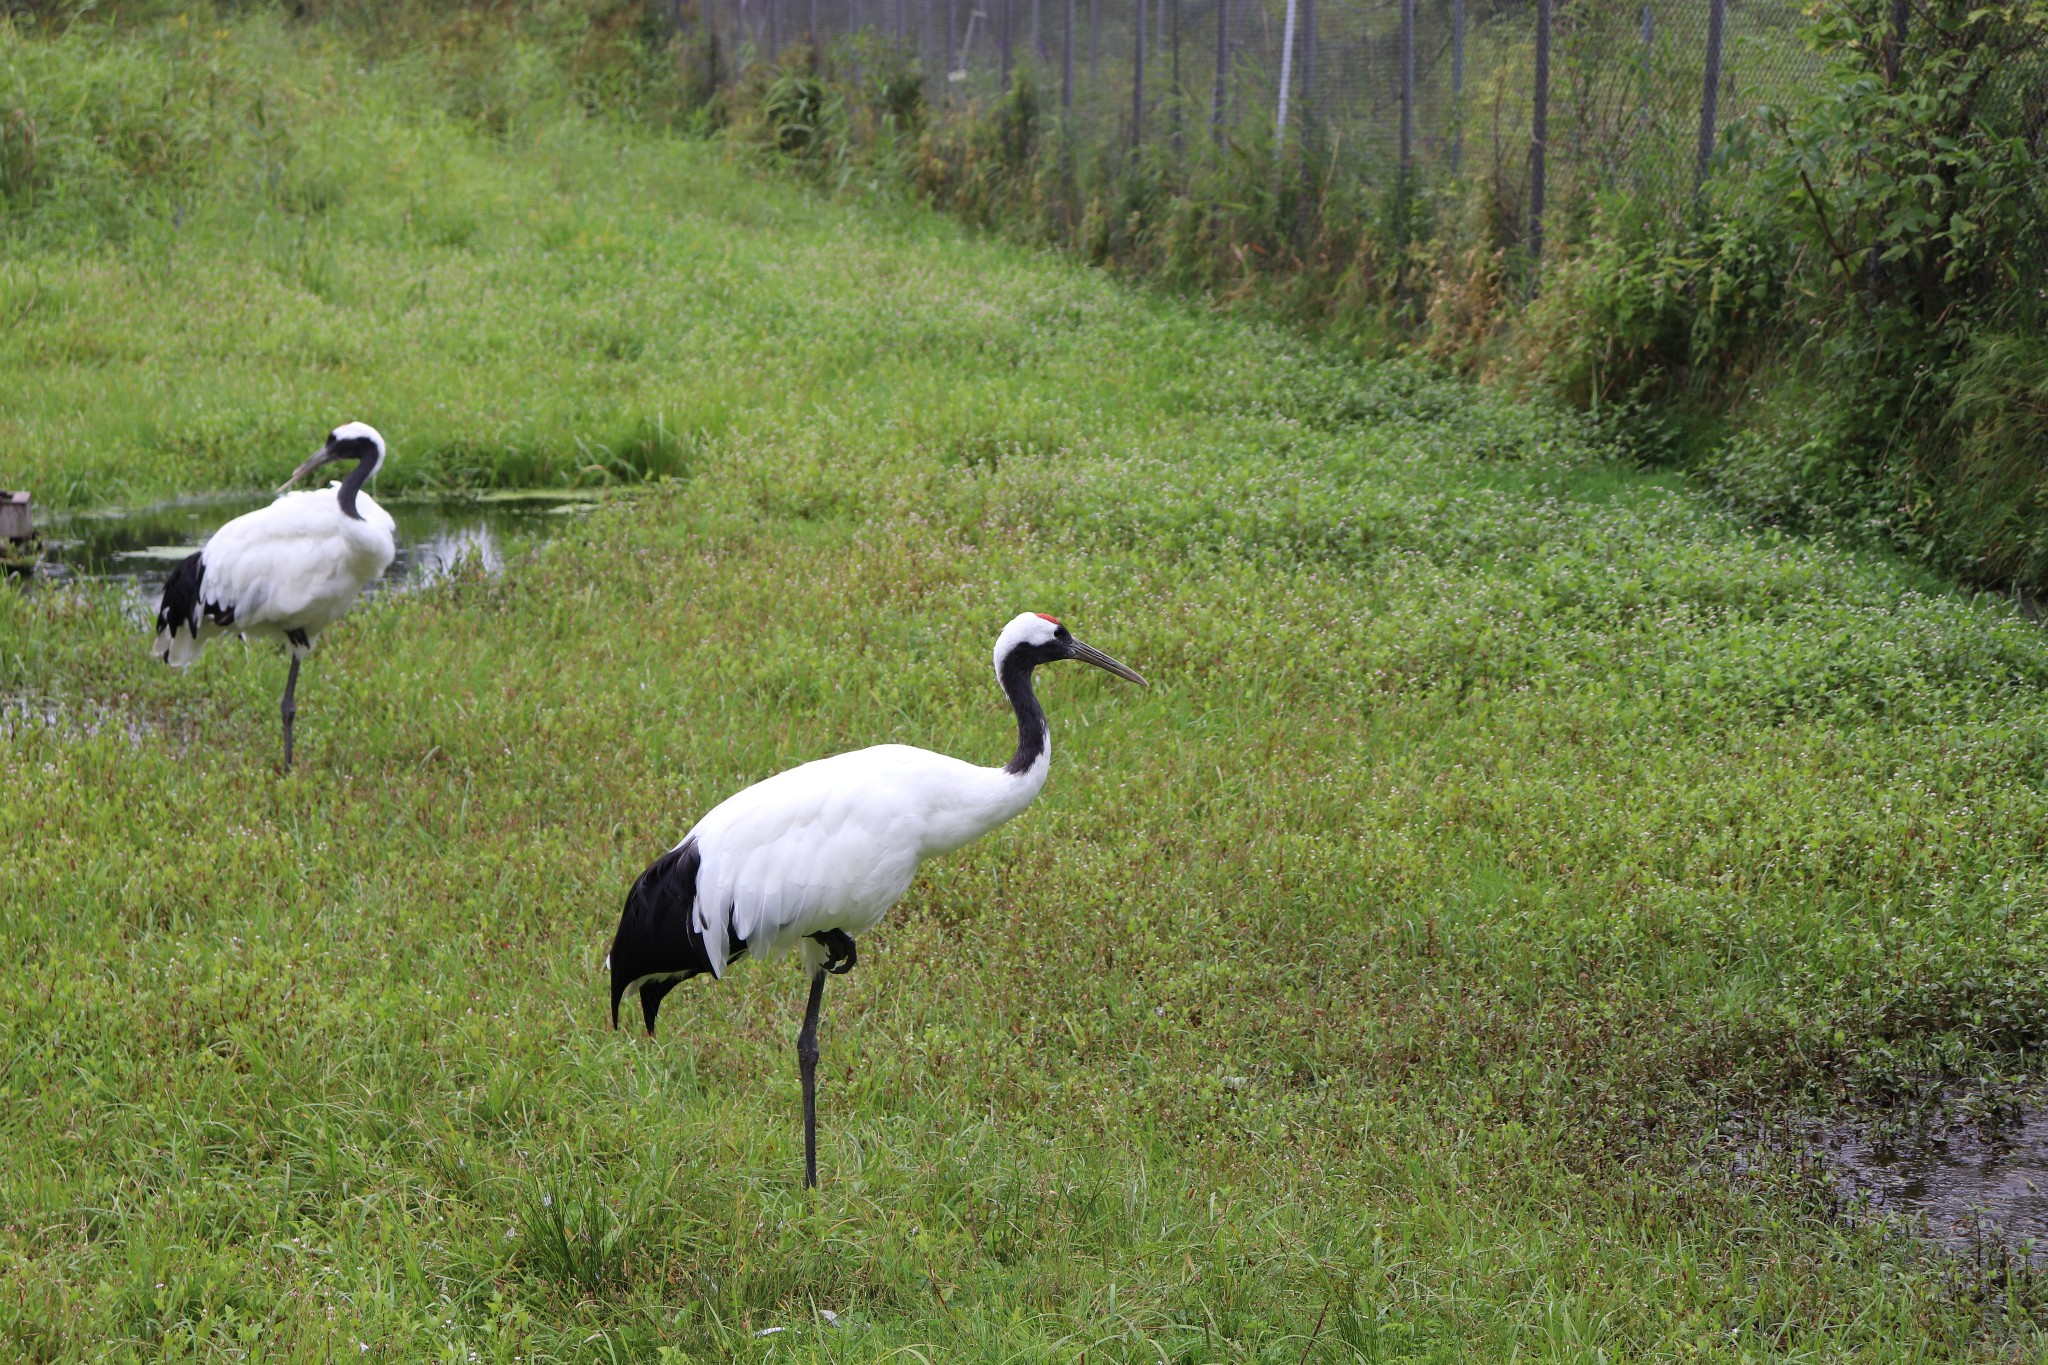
[1818,1106,2048,1262]
[22,490,597,614]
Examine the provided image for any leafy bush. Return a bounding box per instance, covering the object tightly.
[1750,0,2048,584]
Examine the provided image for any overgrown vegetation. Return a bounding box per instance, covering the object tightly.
[11,3,2048,1358]
[721,0,2048,595]
[1559,0,2048,589]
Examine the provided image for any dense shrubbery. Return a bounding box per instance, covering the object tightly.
[1531,0,2048,589]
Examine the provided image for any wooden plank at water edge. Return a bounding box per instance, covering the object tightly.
[0,491,31,543]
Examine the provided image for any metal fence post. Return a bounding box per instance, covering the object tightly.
[1170,0,1182,146]
[1639,4,1653,123]
[1275,0,1297,149]
[1063,0,1074,110]
[1530,0,1550,269]
[1211,0,1228,144]
[1133,0,1146,144]
[1450,0,1465,173]
[1399,0,1414,171]
[1300,0,1314,127]
[1695,0,1724,187]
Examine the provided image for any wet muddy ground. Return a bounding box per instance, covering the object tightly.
[1725,1095,2048,1267]
[4,490,599,743]
[1812,1104,2048,1262]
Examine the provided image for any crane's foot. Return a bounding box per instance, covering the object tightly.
[809,929,857,975]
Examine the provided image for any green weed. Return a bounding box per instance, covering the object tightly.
[6,9,2048,1362]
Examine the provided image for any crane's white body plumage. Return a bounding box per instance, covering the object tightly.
[606,610,1146,1187]
[151,421,395,772]
[153,484,396,666]
[689,738,1050,976]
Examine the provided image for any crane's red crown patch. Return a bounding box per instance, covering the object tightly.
[1035,613,1060,624]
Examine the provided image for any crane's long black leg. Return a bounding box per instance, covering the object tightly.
[280,654,302,773]
[797,967,827,1190]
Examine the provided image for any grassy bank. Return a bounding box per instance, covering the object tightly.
[10,11,2048,1363]
[1,4,702,505]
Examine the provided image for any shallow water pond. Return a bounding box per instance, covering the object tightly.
[1811,1105,2048,1263]
[19,489,598,611]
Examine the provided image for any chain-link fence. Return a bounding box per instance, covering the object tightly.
[695,0,1839,254]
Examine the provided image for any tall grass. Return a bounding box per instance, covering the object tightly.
[8,6,2048,1358]
[9,33,2048,1348]
[0,3,709,503]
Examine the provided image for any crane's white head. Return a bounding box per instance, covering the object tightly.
[278,421,388,494]
[993,612,1148,687]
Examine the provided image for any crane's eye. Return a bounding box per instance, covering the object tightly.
[1054,625,1071,640]
[326,431,337,444]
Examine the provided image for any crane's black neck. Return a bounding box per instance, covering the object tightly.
[336,455,375,522]
[998,646,1056,776]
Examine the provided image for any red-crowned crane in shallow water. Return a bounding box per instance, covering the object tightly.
[152,422,396,772]
[606,611,1148,1188]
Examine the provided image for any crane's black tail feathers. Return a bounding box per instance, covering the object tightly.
[607,838,746,1035]
[153,552,204,663]
[153,551,233,667]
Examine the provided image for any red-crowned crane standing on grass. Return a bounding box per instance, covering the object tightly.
[606,612,1148,1188]
[152,422,396,772]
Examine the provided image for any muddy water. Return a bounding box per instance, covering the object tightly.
[1812,1106,2048,1262]
[20,489,599,611]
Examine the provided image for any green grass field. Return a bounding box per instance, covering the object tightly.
[9,16,2048,1363]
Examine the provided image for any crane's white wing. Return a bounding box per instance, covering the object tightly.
[201,488,395,636]
[689,743,1023,973]
[155,488,396,665]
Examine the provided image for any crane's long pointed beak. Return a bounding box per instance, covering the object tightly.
[1069,639,1148,687]
[277,441,342,495]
